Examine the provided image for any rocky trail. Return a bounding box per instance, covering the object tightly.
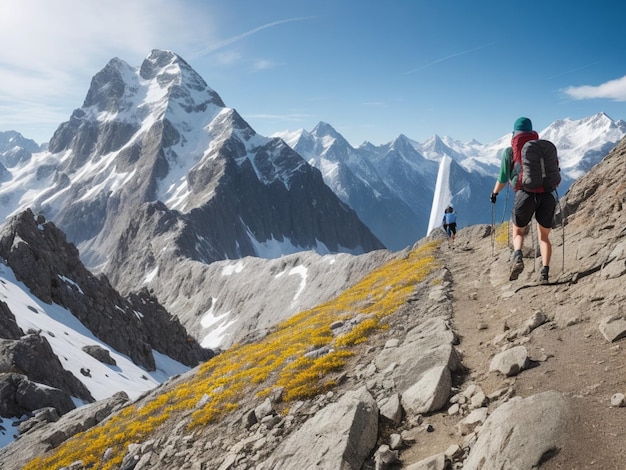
[436,218,626,469]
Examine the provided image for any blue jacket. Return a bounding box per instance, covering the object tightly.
[443,211,457,225]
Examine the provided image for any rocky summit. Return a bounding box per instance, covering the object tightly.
[0,138,624,469]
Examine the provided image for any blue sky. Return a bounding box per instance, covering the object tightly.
[1,0,625,147]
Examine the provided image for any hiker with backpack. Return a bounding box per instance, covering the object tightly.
[442,205,457,248]
[489,117,560,284]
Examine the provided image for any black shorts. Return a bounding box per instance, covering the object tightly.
[445,222,457,236]
[512,191,556,228]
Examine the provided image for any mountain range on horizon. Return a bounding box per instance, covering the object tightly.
[274,112,626,248]
[3,47,624,253]
[2,91,625,253]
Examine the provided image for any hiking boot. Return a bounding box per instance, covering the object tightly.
[509,250,524,281]
[540,266,549,285]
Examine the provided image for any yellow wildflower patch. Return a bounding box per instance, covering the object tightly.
[24,241,439,469]
[495,222,510,248]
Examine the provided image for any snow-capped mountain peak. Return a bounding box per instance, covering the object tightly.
[2,49,383,277]
[540,112,626,178]
[0,131,41,154]
[420,134,456,161]
[273,128,309,148]
[309,121,354,153]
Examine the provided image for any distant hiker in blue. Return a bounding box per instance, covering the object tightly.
[490,117,559,284]
[442,205,457,248]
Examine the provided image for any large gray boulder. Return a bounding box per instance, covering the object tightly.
[263,387,379,469]
[463,391,570,469]
[0,334,93,404]
[0,373,75,418]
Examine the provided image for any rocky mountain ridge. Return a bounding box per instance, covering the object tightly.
[0,209,211,370]
[0,136,624,469]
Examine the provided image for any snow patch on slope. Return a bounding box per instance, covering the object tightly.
[199,299,236,349]
[0,264,188,402]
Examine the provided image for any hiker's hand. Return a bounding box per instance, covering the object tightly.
[490,192,497,204]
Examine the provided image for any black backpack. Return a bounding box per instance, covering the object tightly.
[516,139,561,193]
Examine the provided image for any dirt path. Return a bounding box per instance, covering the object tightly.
[442,227,626,469]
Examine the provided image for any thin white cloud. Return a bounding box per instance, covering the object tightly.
[189,17,316,59]
[215,51,243,67]
[252,60,277,72]
[564,75,626,101]
[406,42,496,74]
[547,62,600,80]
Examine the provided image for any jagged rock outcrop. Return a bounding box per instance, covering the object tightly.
[0,392,130,470]
[0,209,212,370]
[0,373,77,418]
[0,298,93,417]
[0,301,23,340]
[0,334,92,404]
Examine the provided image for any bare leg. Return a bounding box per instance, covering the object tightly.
[512,223,527,251]
[537,223,552,267]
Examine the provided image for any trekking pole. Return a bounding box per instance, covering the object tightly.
[532,217,537,274]
[555,190,564,274]
[502,187,511,249]
[490,201,495,257]
[501,187,510,223]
